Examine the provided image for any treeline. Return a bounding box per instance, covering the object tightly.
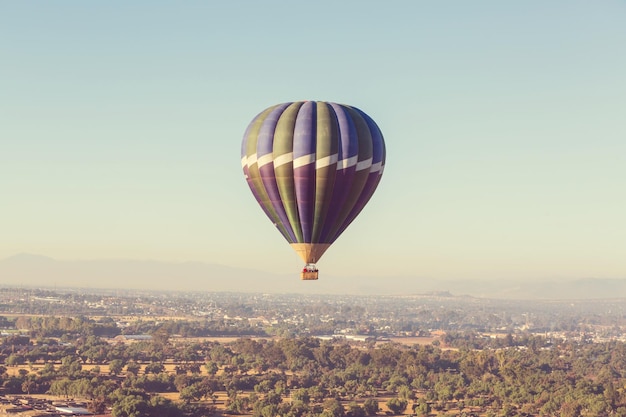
[13,316,120,338]
[124,319,268,338]
[1,327,626,416]
[7,315,269,339]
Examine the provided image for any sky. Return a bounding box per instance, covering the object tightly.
[1,1,625,286]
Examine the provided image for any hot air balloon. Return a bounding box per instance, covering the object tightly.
[241,101,386,280]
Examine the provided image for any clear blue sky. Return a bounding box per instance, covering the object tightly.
[1,1,625,283]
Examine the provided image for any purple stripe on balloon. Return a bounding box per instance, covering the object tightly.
[356,108,386,165]
[330,171,383,242]
[331,103,359,161]
[293,102,316,158]
[319,165,355,242]
[318,104,359,242]
[329,108,386,241]
[294,164,316,242]
[293,102,317,241]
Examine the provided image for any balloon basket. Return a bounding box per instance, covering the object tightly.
[301,264,319,280]
[301,271,319,280]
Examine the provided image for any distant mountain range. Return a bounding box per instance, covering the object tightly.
[0,253,624,299]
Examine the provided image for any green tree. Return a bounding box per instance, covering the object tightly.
[413,399,430,417]
[111,394,149,417]
[323,398,345,417]
[227,395,250,415]
[5,353,24,367]
[49,378,72,399]
[363,398,379,416]
[39,362,56,377]
[109,359,124,375]
[21,378,36,395]
[59,355,82,377]
[260,404,279,417]
[386,398,408,415]
[151,327,170,346]
[347,402,366,417]
[398,385,415,401]
[148,396,184,417]
[144,362,165,375]
[88,397,107,415]
[292,388,311,404]
[204,361,219,375]
[126,360,140,376]
[179,383,203,404]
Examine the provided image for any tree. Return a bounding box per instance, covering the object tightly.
[413,399,430,417]
[398,385,415,401]
[264,391,283,406]
[347,402,366,417]
[109,359,124,375]
[49,378,72,399]
[363,398,379,416]
[174,374,191,392]
[323,398,345,417]
[204,361,219,375]
[386,398,408,415]
[259,404,279,417]
[3,377,23,394]
[151,327,170,346]
[255,380,273,394]
[88,397,107,415]
[111,394,149,417]
[309,385,325,403]
[59,355,82,377]
[291,388,311,404]
[227,395,250,415]
[22,379,36,395]
[39,362,56,377]
[5,353,24,367]
[126,360,140,376]
[144,362,165,375]
[179,383,203,404]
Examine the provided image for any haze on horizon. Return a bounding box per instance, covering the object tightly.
[1,2,625,293]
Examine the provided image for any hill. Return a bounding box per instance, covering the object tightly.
[1,254,625,299]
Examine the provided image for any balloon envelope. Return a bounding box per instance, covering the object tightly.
[241,101,386,267]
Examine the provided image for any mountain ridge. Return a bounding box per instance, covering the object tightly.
[1,254,624,299]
